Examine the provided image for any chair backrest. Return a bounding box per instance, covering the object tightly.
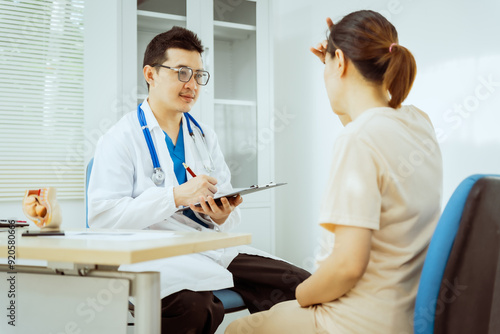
[414,174,500,334]
[85,158,94,228]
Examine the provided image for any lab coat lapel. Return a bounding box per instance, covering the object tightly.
[141,99,177,186]
[183,114,214,177]
[183,113,198,179]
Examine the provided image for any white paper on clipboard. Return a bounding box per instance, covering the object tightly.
[176,182,287,212]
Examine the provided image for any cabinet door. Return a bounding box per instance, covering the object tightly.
[136,0,188,102]
[211,1,259,189]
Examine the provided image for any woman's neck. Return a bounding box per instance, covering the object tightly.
[344,82,390,121]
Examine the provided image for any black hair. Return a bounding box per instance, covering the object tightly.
[143,26,204,90]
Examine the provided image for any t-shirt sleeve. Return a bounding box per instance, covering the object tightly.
[319,134,382,233]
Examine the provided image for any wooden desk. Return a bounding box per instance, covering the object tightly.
[0,228,251,334]
[1,229,251,265]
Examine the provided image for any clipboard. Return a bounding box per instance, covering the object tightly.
[177,182,287,212]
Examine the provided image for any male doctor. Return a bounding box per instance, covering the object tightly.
[88,27,310,334]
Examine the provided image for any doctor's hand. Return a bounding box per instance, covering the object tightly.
[173,175,218,207]
[310,17,334,64]
[190,195,243,226]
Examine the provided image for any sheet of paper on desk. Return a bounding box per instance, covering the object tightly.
[44,231,180,241]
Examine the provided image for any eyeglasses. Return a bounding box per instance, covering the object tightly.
[154,64,210,86]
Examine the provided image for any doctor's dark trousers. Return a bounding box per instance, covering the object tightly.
[160,254,311,334]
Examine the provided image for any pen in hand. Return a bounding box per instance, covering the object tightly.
[182,163,197,178]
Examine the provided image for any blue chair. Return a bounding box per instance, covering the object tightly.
[213,288,246,313]
[85,158,247,314]
[414,174,500,334]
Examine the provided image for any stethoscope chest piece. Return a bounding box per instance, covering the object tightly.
[152,167,165,185]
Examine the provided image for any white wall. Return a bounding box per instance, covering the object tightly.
[272,0,500,270]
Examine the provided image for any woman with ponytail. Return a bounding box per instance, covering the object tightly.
[226,10,443,334]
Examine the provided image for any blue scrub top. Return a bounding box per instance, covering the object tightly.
[164,121,209,228]
[164,121,187,185]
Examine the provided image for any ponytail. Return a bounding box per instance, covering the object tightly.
[327,10,417,109]
[383,44,417,109]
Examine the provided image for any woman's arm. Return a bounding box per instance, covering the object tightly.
[296,225,372,307]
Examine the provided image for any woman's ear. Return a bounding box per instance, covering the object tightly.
[335,49,347,77]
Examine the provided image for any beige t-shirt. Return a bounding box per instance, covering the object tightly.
[315,105,443,334]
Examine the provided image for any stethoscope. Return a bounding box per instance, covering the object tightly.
[137,104,216,186]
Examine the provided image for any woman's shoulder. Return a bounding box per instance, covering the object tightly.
[357,105,433,129]
[341,107,395,137]
[403,104,433,125]
[339,105,434,144]
[396,105,436,136]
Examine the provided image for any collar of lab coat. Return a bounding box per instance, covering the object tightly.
[140,98,161,132]
[140,98,197,184]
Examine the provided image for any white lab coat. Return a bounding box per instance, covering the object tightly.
[88,99,273,298]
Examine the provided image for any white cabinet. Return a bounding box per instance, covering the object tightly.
[128,0,276,254]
